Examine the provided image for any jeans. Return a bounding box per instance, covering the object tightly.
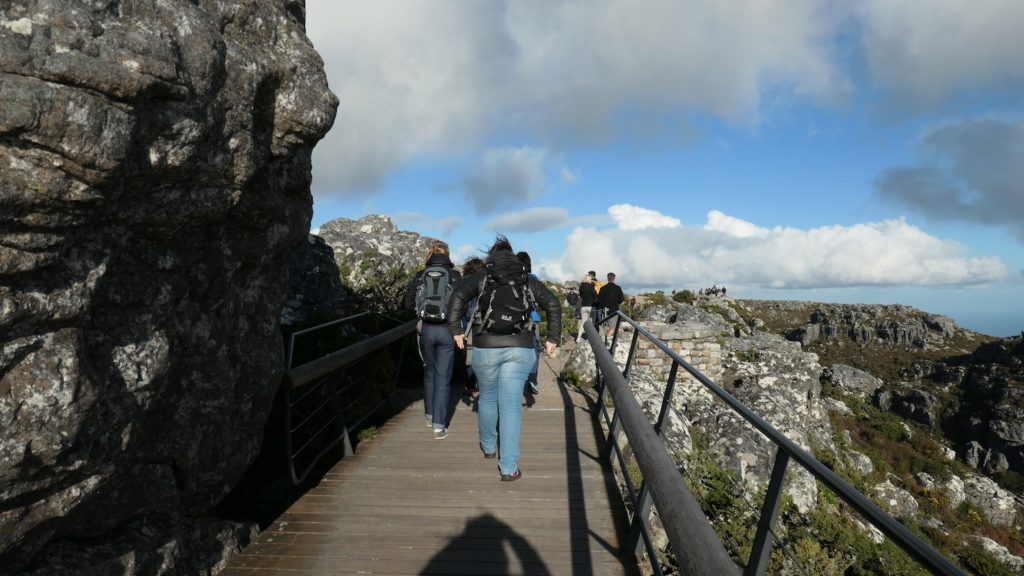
[577,306,592,340]
[472,346,535,475]
[419,323,454,430]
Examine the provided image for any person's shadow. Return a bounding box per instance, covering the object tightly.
[420,513,550,575]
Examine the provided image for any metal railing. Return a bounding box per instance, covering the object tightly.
[585,311,964,576]
[282,313,417,485]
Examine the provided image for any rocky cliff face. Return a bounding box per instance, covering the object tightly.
[281,235,356,327]
[563,296,1023,572]
[0,1,336,572]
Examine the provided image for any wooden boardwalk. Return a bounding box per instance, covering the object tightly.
[223,350,641,576]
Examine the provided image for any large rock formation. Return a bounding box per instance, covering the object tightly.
[0,1,336,572]
[317,215,444,313]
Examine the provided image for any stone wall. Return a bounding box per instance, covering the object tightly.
[632,322,723,384]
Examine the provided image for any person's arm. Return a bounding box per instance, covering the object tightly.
[531,278,562,355]
[447,272,481,348]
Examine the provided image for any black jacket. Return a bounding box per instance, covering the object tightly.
[403,253,462,324]
[447,251,562,349]
[578,282,598,306]
[597,281,625,312]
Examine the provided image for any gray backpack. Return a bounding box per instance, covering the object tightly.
[415,265,452,322]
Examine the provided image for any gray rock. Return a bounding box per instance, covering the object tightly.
[823,364,883,400]
[893,388,940,427]
[974,536,1024,573]
[962,474,1017,527]
[0,0,335,570]
[872,480,919,519]
[281,235,356,326]
[846,450,874,477]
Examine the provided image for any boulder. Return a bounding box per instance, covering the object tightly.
[962,474,1017,527]
[0,0,336,571]
[823,364,883,400]
[871,480,919,519]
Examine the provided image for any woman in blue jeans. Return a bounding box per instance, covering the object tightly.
[448,236,562,481]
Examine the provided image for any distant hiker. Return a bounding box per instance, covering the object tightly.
[566,288,580,319]
[517,251,542,396]
[403,243,462,439]
[459,256,486,400]
[597,272,625,336]
[576,273,598,342]
[448,235,562,481]
[589,271,605,327]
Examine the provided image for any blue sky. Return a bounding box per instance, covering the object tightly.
[304,1,1024,337]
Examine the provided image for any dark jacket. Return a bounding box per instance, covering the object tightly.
[447,251,562,349]
[578,282,598,307]
[597,281,625,313]
[403,253,462,324]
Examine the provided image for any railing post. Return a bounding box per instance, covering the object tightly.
[745,450,790,576]
[628,483,662,576]
[654,361,679,436]
[621,328,641,383]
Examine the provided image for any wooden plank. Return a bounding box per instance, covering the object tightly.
[225,346,641,576]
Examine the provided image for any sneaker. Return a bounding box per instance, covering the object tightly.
[527,381,539,395]
[500,469,521,481]
[433,428,449,440]
[425,414,433,427]
[479,442,496,459]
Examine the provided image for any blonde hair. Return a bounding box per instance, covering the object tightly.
[581,274,592,282]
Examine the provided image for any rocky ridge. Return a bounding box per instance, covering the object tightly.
[562,297,1023,573]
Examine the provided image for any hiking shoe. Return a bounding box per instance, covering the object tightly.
[500,469,521,482]
[433,428,449,440]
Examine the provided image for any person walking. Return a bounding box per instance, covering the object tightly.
[517,251,542,396]
[403,244,462,439]
[576,273,598,342]
[448,236,562,481]
[459,256,486,399]
[597,272,625,337]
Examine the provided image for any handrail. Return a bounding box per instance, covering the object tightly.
[285,311,372,368]
[589,311,964,576]
[282,315,417,484]
[585,319,740,575]
[289,319,417,387]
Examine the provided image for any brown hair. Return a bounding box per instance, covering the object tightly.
[424,242,449,264]
[462,256,485,276]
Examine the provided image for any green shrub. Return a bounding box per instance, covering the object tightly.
[672,289,695,304]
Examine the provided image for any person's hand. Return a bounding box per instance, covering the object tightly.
[545,341,557,358]
[453,334,465,350]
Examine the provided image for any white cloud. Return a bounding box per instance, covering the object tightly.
[305,0,847,197]
[704,210,769,238]
[539,212,1008,289]
[876,119,1024,241]
[858,0,1024,106]
[394,212,463,238]
[461,147,549,214]
[487,207,571,233]
[608,204,682,231]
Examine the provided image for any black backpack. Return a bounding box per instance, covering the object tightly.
[415,264,452,322]
[476,256,536,336]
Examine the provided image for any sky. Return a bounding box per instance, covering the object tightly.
[303,0,1024,337]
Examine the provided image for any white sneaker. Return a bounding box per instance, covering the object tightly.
[433,428,449,440]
